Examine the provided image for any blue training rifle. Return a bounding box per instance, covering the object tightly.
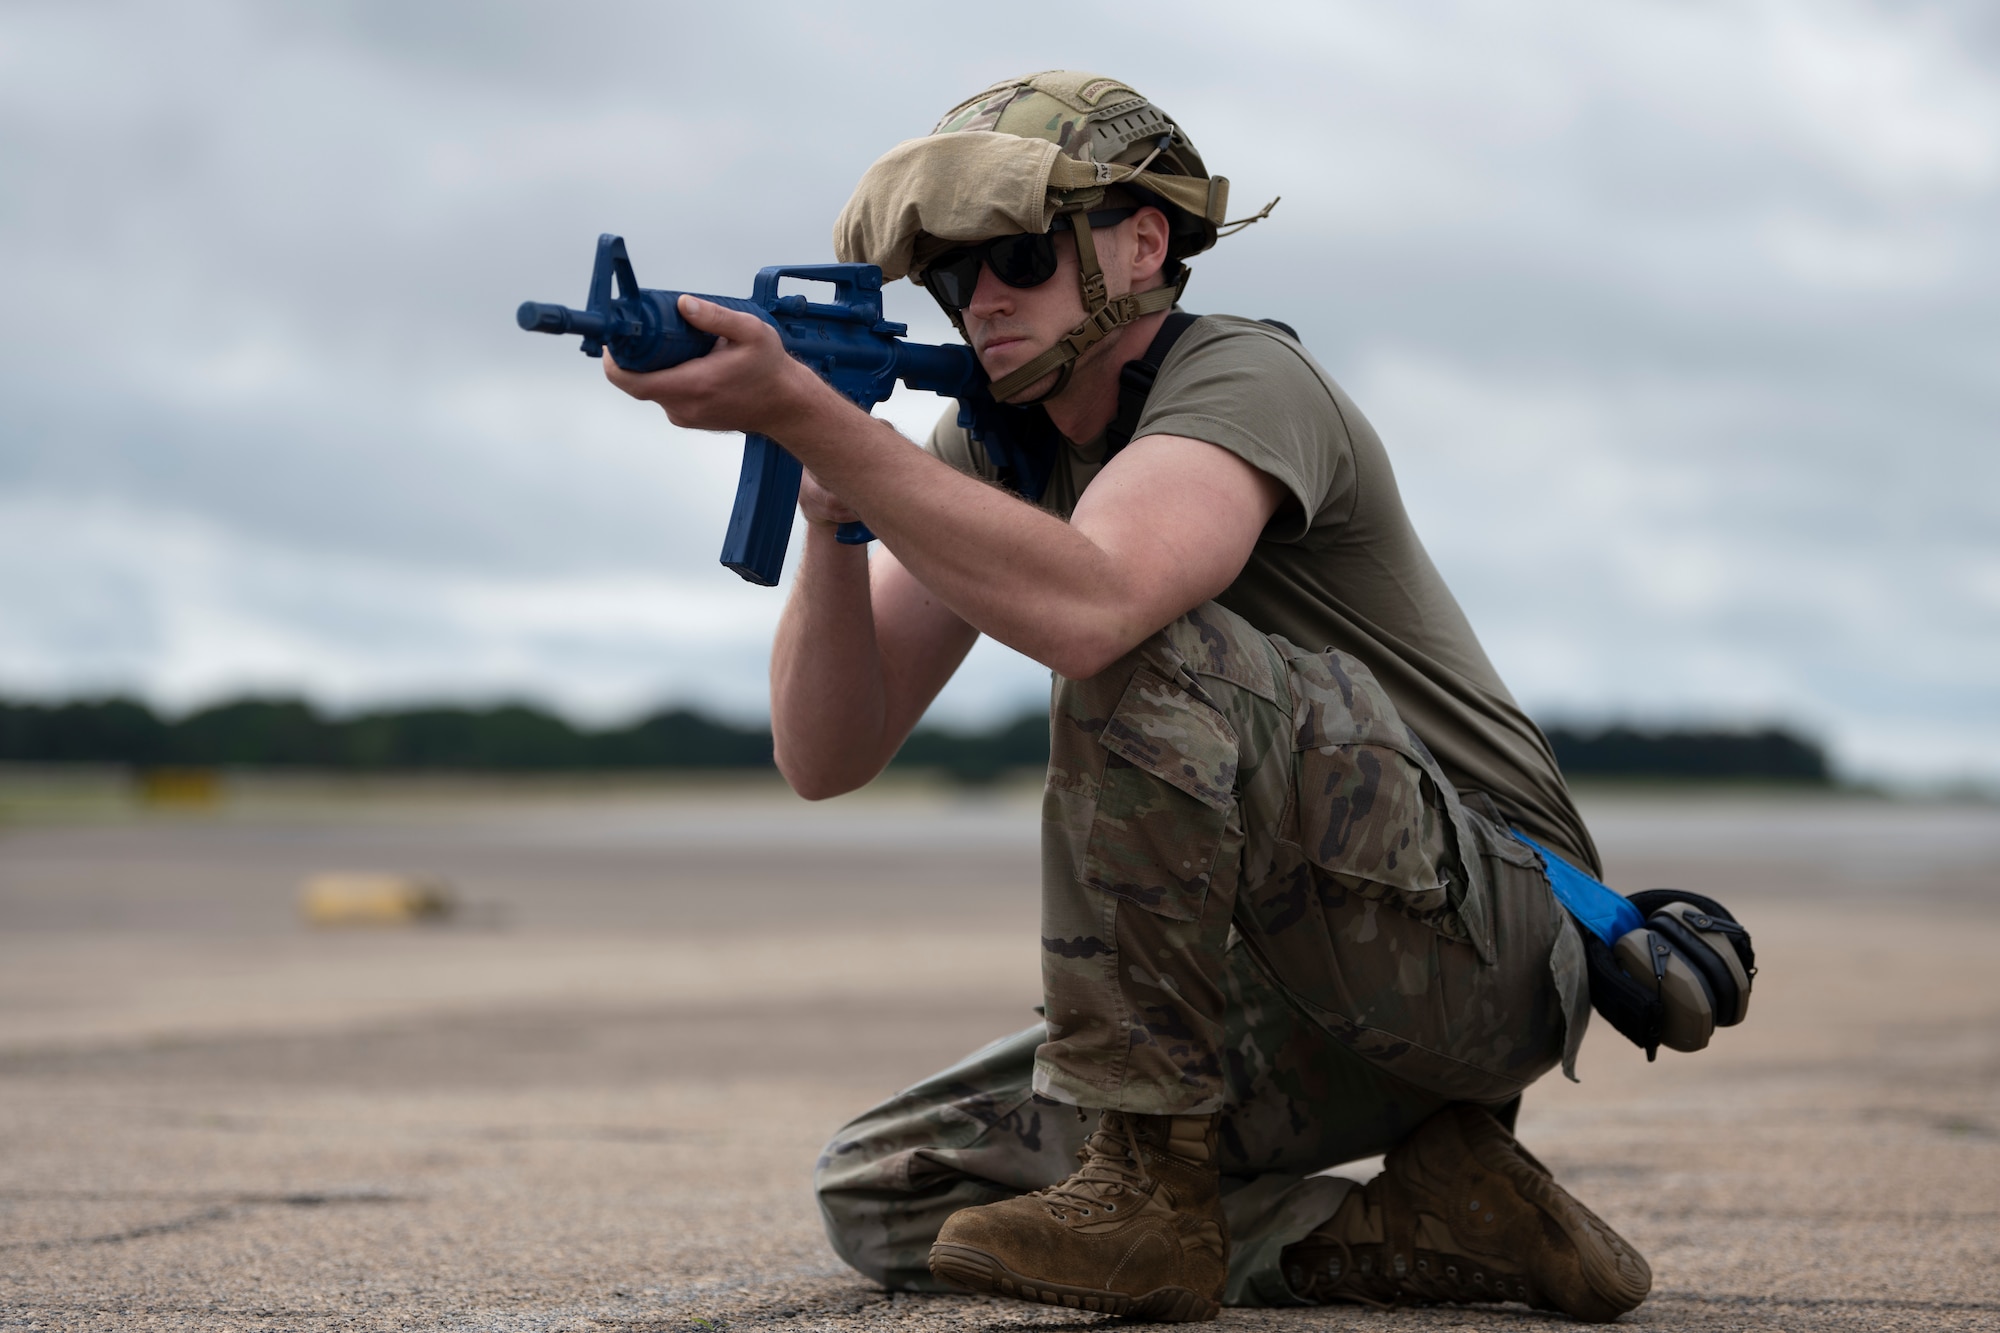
[517,234,984,587]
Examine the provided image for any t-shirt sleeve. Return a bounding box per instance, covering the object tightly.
[924,405,1000,482]
[1132,321,1356,542]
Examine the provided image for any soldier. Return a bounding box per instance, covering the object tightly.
[607,71,1651,1322]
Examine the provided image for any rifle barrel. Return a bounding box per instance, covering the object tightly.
[516,301,605,339]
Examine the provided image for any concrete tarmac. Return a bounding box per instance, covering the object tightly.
[2,775,1997,1330]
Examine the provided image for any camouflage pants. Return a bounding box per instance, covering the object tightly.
[817,601,1589,1305]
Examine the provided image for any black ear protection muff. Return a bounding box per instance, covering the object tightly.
[1584,889,1757,1060]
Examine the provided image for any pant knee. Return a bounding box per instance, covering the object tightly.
[1050,602,1277,750]
[815,1135,1014,1291]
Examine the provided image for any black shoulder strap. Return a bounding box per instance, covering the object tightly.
[1101,313,1302,461]
[1102,310,1200,461]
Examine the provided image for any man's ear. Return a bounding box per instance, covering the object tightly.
[1130,206,1172,287]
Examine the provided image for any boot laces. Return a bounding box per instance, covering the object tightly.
[1289,1236,1391,1310]
[1033,1112,1150,1220]
[1398,1247,1528,1306]
[1297,1239,1528,1310]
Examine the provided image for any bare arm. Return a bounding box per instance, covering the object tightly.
[769,486,979,798]
[875,430,1286,679]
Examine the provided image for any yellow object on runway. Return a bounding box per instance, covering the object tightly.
[300,873,455,926]
[138,767,221,807]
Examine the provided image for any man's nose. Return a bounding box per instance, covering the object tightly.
[966,261,1014,318]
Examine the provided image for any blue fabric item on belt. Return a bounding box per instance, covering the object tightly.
[1511,832,1644,945]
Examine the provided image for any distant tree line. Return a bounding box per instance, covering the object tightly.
[0,696,1044,782]
[1545,724,1829,783]
[0,697,1829,785]
[0,698,773,770]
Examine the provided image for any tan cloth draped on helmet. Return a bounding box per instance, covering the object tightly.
[835,134,1057,282]
[834,132,1229,283]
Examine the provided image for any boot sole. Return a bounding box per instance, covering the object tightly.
[929,1242,1221,1322]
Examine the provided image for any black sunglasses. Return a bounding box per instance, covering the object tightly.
[923,208,1137,312]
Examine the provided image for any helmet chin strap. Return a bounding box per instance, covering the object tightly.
[986,210,1186,405]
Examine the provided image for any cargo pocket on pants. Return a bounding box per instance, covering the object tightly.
[1295,742,1464,935]
[1288,648,1473,946]
[1080,666,1238,922]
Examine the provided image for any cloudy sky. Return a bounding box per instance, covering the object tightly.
[1,0,1995,783]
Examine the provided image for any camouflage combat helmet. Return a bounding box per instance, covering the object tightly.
[835,70,1276,402]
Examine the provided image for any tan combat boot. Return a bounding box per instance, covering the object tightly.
[1283,1104,1651,1322]
[928,1109,1228,1322]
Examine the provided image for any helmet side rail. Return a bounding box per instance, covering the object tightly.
[517,234,984,587]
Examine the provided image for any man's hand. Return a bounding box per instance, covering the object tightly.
[799,469,860,528]
[602,295,829,439]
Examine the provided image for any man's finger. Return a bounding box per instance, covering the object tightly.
[679,294,770,343]
[602,350,644,394]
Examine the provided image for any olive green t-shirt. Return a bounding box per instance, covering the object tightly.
[925,314,1601,875]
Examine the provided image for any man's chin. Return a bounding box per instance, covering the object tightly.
[996,369,1062,405]
[978,344,1058,404]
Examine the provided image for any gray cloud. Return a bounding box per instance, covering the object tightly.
[0,0,1994,778]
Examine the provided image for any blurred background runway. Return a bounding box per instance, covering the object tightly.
[2,778,1996,1331]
